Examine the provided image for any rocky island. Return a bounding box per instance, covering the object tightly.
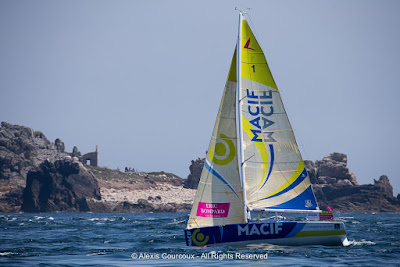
[0,121,399,213]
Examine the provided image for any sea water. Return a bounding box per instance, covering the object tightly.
[0,212,399,266]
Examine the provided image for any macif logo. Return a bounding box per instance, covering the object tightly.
[238,223,282,236]
[246,89,276,143]
[244,38,255,51]
[192,229,210,246]
[209,134,236,165]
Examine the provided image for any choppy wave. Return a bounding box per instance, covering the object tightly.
[0,212,399,266]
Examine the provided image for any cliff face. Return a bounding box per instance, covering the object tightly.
[21,158,103,212]
[183,158,205,189]
[305,152,358,186]
[304,152,400,211]
[312,175,400,212]
[0,122,104,213]
[0,122,69,181]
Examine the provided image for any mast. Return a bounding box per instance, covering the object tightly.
[236,11,248,223]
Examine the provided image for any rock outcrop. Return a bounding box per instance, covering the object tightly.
[21,158,103,212]
[306,152,358,185]
[183,158,205,189]
[305,153,400,212]
[1,121,398,213]
[373,175,393,198]
[312,175,400,212]
[0,122,70,181]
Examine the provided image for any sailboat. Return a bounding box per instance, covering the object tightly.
[184,11,347,246]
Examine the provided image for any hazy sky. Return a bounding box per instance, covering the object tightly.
[1,0,399,195]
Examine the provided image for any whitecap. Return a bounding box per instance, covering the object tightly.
[168,219,185,225]
[0,252,18,256]
[345,239,376,246]
[89,217,115,222]
[86,252,106,256]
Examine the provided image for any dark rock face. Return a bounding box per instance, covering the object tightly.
[183,158,205,189]
[373,175,393,198]
[0,122,69,181]
[55,138,65,153]
[21,158,101,212]
[71,146,81,158]
[0,186,24,213]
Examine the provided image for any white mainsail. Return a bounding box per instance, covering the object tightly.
[238,17,318,211]
[187,49,245,229]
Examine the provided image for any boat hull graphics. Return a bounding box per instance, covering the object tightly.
[185,221,346,246]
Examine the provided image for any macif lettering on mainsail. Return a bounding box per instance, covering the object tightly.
[186,48,245,230]
[238,18,318,212]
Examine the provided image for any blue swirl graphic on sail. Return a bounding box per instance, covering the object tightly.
[258,144,274,191]
[263,186,318,210]
[258,168,308,201]
[205,160,239,198]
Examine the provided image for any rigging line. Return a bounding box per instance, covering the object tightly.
[239,94,247,102]
[243,153,255,165]
[295,138,330,210]
[309,161,332,210]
